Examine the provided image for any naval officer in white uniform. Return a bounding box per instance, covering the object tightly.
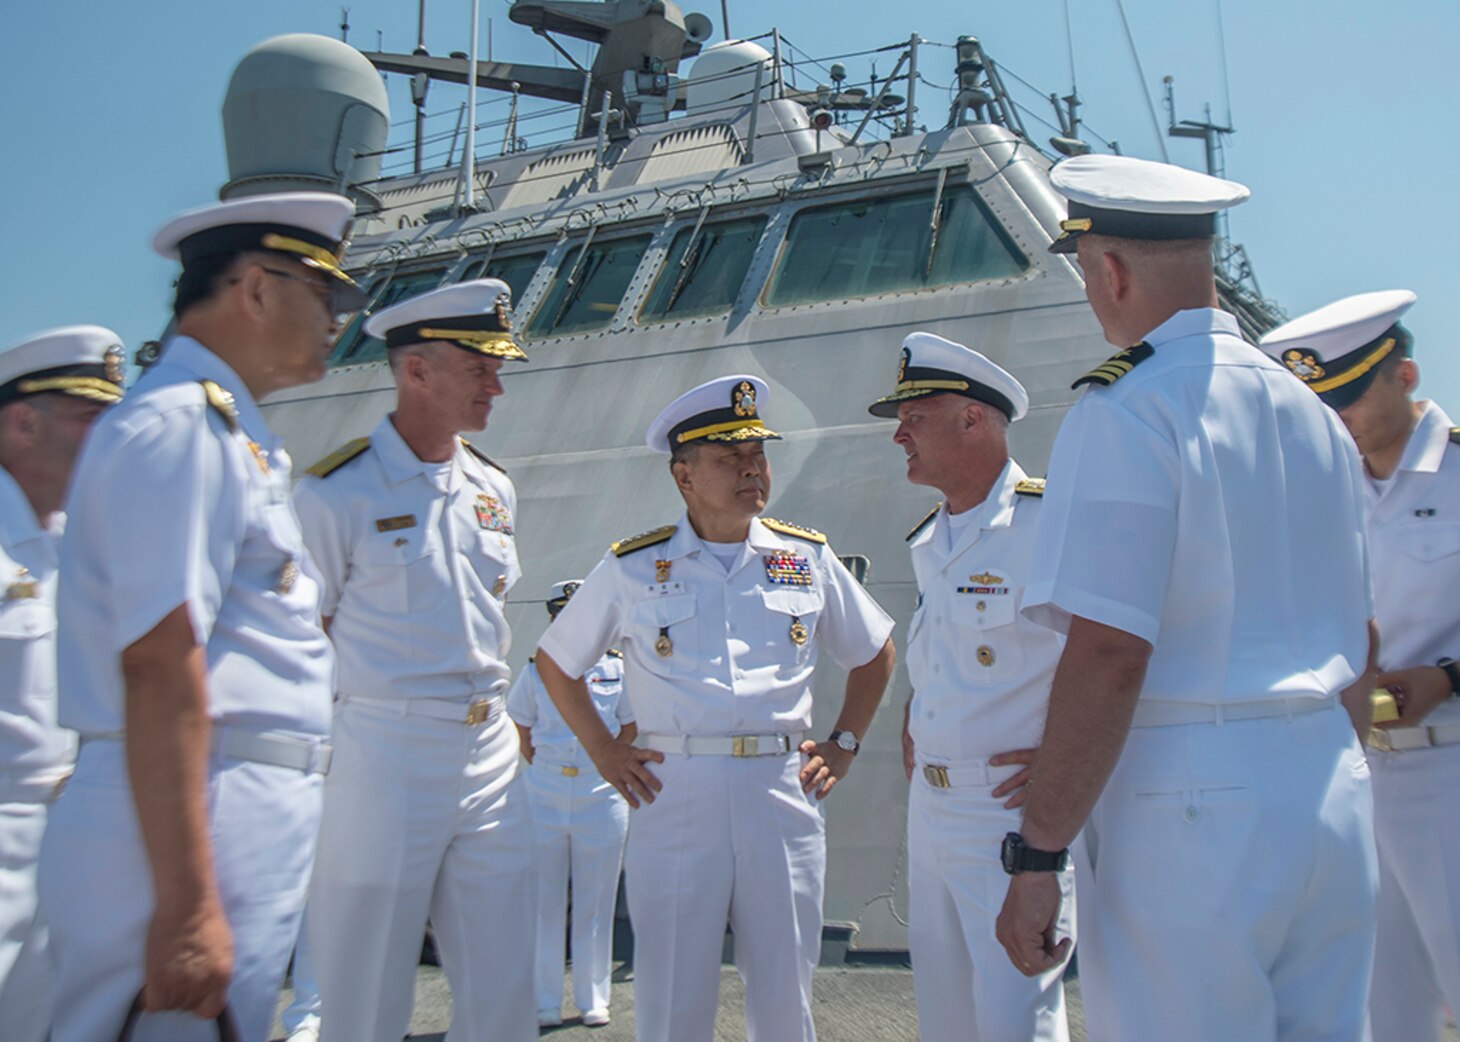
[534,375,896,1042]
[507,579,635,1028]
[870,333,1072,1042]
[0,326,123,1042]
[1262,291,1460,1042]
[39,193,358,1041]
[294,278,537,1042]
[995,156,1379,1042]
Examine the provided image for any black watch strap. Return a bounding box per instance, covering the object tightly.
[1439,658,1460,697]
[1001,831,1070,874]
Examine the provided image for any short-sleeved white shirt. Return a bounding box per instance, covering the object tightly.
[1366,400,1460,726]
[0,467,72,776]
[906,460,1065,760]
[537,514,893,736]
[57,336,334,737]
[292,415,521,700]
[506,654,633,766]
[1023,308,1372,703]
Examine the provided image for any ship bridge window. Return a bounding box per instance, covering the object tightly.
[640,216,767,323]
[526,235,652,338]
[763,187,1028,307]
[329,267,447,367]
[461,252,546,306]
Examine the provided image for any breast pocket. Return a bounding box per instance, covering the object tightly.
[949,593,1026,679]
[0,593,53,641]
[356,530,449,613]
[631,594,699,676]
[758,587,823,670]
[467,530,521,599]
[1395,521,1460,563]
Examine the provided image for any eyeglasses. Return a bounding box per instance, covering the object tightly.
[259,267,351,318]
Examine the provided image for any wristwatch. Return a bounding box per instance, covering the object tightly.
[829,730,860,755]
[1438,658,1460,698]
[1001,832,1070,875]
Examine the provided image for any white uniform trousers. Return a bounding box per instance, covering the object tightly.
[281,901,321,1037]
[38,738,321,1042]
[311,697,536,1042]
[625,751,824,1042]
[1368,742,1460,1042]
[524,760,629,1015]
[907,762,1073,1042]
[1074,704,1377,1042]
[0,799,53,1042]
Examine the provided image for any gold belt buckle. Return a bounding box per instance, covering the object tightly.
[1367,728,1394,753]
[922,764,951,788]
[465,700,493,726]
[562,765,579,777]
[732,735,759,757]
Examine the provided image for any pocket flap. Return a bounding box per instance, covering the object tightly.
[760,587,823,617]
[633,593,697,627]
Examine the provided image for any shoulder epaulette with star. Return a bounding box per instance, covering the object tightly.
[611,525,676,556]
[1015,477,1046,497]
[199,380,238,434]
[305,437,371,479]
[906,504,940,542]
[460,437,507,473]
[1071,342,1155,390]
[760,518,828,544]
[1450,427,1460,446]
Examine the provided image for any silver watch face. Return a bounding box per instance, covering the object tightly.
[834,731,858,752]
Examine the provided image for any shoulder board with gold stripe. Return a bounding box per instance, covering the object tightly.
[1015,477,1046,497]
[906,504,940,542]
[1071,342,1155,390]
[760,517,827,544]
[199,380,238,433]
[611,525,676,557]
[459,437,507,473]
[1450,427,1460,446]
[305,437,371,479]
[607,648,624,658]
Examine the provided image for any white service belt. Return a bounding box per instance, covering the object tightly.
[1368,722,1460,753]
[344,693,504,726]
[82,725,332,776]
[1131,694,1338,728]
[916,757,996,790]
[0,768,70,803]
[638,731,806,757]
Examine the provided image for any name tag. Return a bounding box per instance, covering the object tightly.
[375,514,418,532]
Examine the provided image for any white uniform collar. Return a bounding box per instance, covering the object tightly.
[656,512,800,565]
[1141,307,1242,349]
[0,464,49,545]
[372,414,464,492]
[918,458,1025,558]
[1397,400,1454,476]
[160,336,272,445]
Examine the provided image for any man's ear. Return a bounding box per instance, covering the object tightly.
[1100,248,1131,303]
[229,261,270,323]
[669,458,694,495]
[1397,358,1420,396]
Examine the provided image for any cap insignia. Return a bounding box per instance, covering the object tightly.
[896,346,910,384]
[495,295,513,332]
[733,380,758,418]
[104,344,125,386]
[1281,349,1326,383]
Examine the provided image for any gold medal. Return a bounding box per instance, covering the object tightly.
[789,617,808,646]
[276,559,299,595]
[655,559,672,583]
[976,645,995,667]
[492,574,507,597]
[655,627,673,657]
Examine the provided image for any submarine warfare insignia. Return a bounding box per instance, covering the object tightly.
[763,552,812,586]
[789,616,809,646]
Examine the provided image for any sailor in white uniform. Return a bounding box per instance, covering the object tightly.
[39,193,356,1041]
[869,333,1072,1042]
[0,326,123,1042]
[294,278,537,1042]
[507,579,636,1028]
[1261,291,1460,1042]
[995,156,1379,1042]
[534,375,896,1042]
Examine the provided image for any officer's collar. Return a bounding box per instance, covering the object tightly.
[1141,307,1241,351]
[661,513,795,561]
[372,414,464,491]
[161,335,272,444]
[0,465,50,545]
[1397,400,1453,476]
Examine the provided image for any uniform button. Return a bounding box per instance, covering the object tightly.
[976,645,995,667]
[933,664,941,674]
[1184,805,1200,823]
[976,601,987,611]
[934,616,942,625]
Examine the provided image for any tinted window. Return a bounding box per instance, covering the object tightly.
[526,236,651,338]
[640,216,767,323]
[330,267,447,366]
[764,188,1028,307]
[462,252,545,306]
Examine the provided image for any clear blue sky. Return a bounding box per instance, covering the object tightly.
[5,0,1457,411]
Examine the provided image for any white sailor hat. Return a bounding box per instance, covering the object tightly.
[867,331,1028,421]
[1258,290,1416,410]
[546,578,585,616]
[363,278,527,361]
[646,374,781,454]
[152,191,367,311]
[0,325,126,407]
[1048,155,1250,254]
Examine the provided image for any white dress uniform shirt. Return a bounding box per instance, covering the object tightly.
[1023,308,1378,1042]
[295,413,536,1042]
[508,656,632,1018]
[0,468,71,1042]
[41,335,334,1042]
[1362,400,1460,1042]
[538,513,892,1042]
[904,459,1072,1042]
[293,414,520,700]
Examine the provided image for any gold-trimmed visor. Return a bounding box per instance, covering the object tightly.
[17,376,124,402]
[674,418,779,444]
[1304,338,1396,393]
[417,328,528,361]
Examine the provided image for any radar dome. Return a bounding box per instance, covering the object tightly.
[221,33,389,210]
[684,41,774,118]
